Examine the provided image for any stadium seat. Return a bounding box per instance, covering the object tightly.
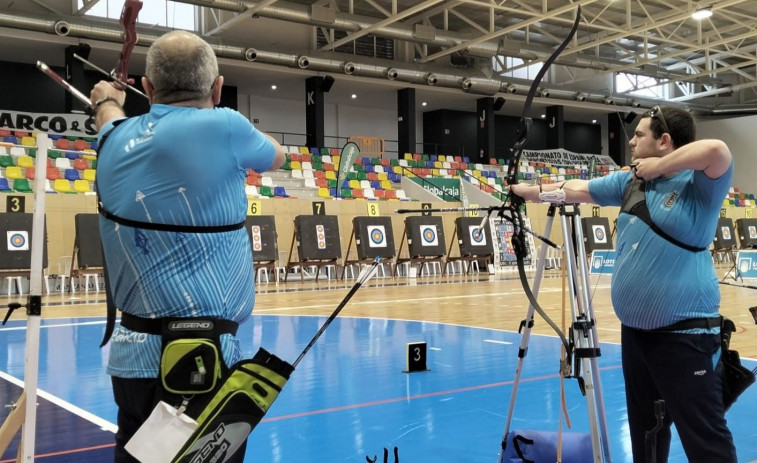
[317,187,331,199]
[0,178,11,192]
[73,179,93,193]
[82,169,96,182]
[73,158,88,170]
[54,179,72,193]
[21,136,35,147]
[65,169,80,181]
[46,167,61,180]
[0,155,14,167]
[17,156,34,168]
[12,178,33,193]
[259,186,274,197]
[24,166,35,180]
[245,185,259,197]
[273,186,288,197]
[5,166,23,179]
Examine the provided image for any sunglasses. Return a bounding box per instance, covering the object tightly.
[649,105,670,135]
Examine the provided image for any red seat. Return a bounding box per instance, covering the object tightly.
[73,158,88,170]
[73,139,88,150]
[56,139,71,150]
[25,166,36,180]
[352,189,364,199]
[46,167,61,180]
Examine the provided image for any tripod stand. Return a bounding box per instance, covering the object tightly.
[501,203,612,463]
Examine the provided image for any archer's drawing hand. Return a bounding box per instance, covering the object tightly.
[632,157,665,181]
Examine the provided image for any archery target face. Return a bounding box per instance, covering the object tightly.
[250,225,262,251]
[749,225,757,239]
[468,225,486,246]
[740,259,750,273]
[721,226,731,240]
[592,224,607,243]
[420,225,438,246]
[7,231,29,251]
[316,224,326,249]
[367,225,387,248]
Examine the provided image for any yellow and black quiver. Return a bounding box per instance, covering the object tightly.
[171,347,294,463]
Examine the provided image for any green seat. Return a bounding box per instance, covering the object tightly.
[12,178,33,193]
[340,188,352,198]
[0,156,13,167]
[281,161,291,170]
[312,161,323,171]
[371,158,381,166]
[27,148,37,158]
[327,179,337,188]
[259,186,274,197]
[48,150,62,160]
[347,172,358,181]
[421,154,429,161]
[390,159,399,166]
[320,147,330,155]
[357,172,367,181]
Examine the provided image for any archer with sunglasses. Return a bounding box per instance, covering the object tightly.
[512,105,736,462]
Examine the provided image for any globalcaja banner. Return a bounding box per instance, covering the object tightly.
[410,178,460,201]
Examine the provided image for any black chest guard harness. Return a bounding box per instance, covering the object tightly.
[620,177,707,253]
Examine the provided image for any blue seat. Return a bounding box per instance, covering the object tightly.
[463,157,470,163]
[429,155,437,162]
[0,178,11,192]
[329,187,337,197]
[310,147,319,156]
[364,164,374,173]
[64,169,80,181]
[361,157,371,166]
[65,151,80,160]
[90,140,99,150]
[3,136,17,144]
[370,180,381,189]
[388,173,401,183]
[273,186,288,197]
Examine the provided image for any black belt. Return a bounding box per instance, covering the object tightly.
[651,316,722,332]
[120,312,239,336]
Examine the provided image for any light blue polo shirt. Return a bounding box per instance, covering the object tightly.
[97,104,275,378]
[588,162,733,329]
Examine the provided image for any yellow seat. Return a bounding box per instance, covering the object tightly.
[290,161,302,170]
[380,180,393,190]
[325,171,336,180]
[17,156,34,168]
[298,146,309,154]
[73,179,92,193]
[377,173,388,181]
[83,169,96,182]
[21,136,36,147]
[348,179,360,189]
[5,166,23,179]
[317,187,331,198]
[54,178,72,193]
[393,166,402,175]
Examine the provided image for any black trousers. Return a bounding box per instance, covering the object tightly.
[621,325,736,463]
[111,376,247,463]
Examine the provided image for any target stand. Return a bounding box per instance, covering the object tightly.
[0,213,49,295]
[245,216,279,283]
[70,214,103,292]
[443,217,493,276]
[284,215,342,283]
[393,216,447,277]
[340,217,396,280]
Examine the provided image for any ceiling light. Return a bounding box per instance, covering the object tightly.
[422,102,427,106]
[592,119,597,124]
[351,94,357,99]
[692,8,713,20]
[271,85,277,90]
[540,114,546,118]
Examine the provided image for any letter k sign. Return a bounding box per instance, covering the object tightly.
[307,91,314,105]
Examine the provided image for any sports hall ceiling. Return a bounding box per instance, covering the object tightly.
[2,0,757,119]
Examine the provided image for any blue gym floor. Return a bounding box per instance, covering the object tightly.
[1,314,756,462]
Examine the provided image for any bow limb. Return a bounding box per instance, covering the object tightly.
[505,6,582,352]
[112,0,143,88]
